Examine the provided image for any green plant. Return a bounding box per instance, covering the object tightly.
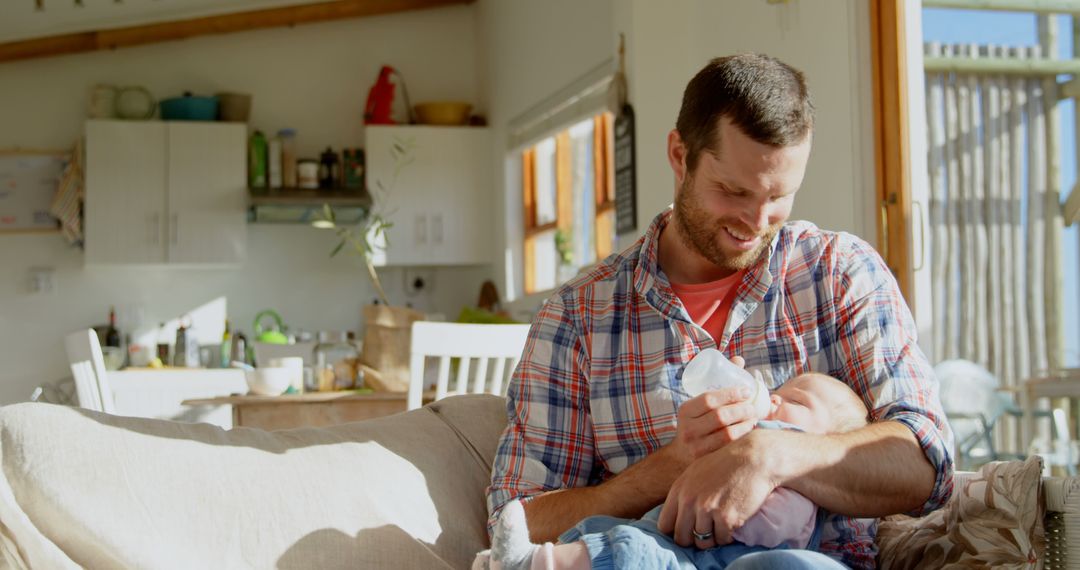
[554,228,574,267]
[321,136,416,305]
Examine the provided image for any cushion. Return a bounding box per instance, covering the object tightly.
[0,394,508,569]
[876,456,1045,569]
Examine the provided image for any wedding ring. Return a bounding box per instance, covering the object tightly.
[692,528,714,541]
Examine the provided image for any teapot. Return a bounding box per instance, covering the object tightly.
[252,309,289,345]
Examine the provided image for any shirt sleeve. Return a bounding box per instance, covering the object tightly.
[830,235,955,516]
[485,293,595,534]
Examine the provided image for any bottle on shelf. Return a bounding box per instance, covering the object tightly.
[269,134,283,189]
[220,320,232,369]
[249,130,268,190]
[279,128,297,188]
[318,147,340,189]
[104,306,121,348]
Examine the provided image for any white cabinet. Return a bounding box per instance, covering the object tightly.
[85,120,246,264]
[365,126,491,266]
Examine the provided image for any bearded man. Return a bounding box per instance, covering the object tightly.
[486,53,953,569]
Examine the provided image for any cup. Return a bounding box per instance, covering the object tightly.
[269,357,304,393]
[88,84,117,119]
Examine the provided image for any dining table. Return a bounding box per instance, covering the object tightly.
[182,389,435,430]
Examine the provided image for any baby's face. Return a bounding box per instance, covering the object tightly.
[765,373,838,434]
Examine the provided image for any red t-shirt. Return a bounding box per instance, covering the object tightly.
[669,270,746,342]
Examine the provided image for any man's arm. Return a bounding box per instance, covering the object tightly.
[762,420,936,517]
[522,445,681,542]
[523,386,761,542]
[657,418,939,547]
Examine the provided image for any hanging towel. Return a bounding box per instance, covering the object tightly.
[50,138,83,245]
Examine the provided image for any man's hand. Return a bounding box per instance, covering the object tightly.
[656,429,780,549]
[667,387,759,468]
[665,355,759,469]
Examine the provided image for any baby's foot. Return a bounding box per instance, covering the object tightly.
[490,500,538,570]
[471,549,492,570]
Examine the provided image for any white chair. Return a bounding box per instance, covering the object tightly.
[407,322,532,410]
[64,329,115,413]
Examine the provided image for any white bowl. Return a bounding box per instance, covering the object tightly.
[245,367,292,396]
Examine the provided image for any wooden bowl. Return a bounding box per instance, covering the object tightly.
[413,102,472,126]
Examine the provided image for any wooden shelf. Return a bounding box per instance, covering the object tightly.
[248,188,372,207]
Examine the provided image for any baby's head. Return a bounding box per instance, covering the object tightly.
[766,372,868,434]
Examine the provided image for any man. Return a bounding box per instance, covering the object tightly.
[487,53,953,569]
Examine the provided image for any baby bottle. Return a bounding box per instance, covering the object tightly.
[681,348,771,419]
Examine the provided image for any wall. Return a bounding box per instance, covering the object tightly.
[0,5,491,405]
[473,0,614,307]
[481,0,876,305]
[621,0,876,242]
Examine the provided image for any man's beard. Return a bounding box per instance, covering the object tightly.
[673,176,780,272]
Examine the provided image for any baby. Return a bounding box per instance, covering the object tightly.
[476,372,869,570]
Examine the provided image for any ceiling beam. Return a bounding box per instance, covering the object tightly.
[0,0,470,64]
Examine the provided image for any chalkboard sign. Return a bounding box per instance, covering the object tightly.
[614,104,637,234]
[0,151,65,232]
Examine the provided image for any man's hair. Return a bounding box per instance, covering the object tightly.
[675,53,815,172]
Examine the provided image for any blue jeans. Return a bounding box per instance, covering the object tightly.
[557,506,846,570]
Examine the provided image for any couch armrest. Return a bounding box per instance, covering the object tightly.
[1044,476,1080,569]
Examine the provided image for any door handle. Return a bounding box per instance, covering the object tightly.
[432,214,443,244]
[149,213,160,245]
[170,213,179,246]
[415,214,427,245]
[912,200,925,272]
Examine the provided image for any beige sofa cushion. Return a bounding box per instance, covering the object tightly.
[0,394,508,569]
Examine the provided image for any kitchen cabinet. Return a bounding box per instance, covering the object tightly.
[365,126,491,266]
[85,120,246,264]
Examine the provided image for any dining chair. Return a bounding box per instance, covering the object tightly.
[63,329,115,413]
[407,322,532,410]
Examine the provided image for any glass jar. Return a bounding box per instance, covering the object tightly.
[313,331,359,391]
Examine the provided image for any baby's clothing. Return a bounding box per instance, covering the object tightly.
[558,505,825,570]
[733,420,816,549]
[558,419,820,569]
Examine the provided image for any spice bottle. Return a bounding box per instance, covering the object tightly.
[279,129,297,188]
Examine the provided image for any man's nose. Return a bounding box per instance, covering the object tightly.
[741,202,770,233]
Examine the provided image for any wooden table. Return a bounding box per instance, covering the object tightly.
[1020,369,1080,457]
[182,390,432,431]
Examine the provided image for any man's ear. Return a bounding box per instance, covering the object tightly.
[667,129,688,187]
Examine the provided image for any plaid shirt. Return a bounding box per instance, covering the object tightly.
[488,210,954,569]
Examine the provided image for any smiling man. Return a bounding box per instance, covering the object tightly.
[487,53,953,569]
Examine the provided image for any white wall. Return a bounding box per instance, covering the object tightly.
[621,0,876,242]
[481,0,876,306]
[474,0,614,306]
[0,6,492,405]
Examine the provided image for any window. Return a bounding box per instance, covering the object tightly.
[521,113,616,294]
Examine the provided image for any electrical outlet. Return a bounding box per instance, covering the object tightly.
[403,268,434,297]
[28,266,55,294]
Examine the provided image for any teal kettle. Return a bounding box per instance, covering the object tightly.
[253,309,289,345]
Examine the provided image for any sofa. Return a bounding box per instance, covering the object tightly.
[0,394,1075,569]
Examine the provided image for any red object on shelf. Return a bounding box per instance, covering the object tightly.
[364,65,411,125]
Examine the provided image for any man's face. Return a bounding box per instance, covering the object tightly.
[669,119,811,272]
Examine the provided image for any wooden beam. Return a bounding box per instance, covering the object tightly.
[0,0,470,64]
[870,0,914,304]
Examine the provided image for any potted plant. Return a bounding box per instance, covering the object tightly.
[319,135,424,392]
